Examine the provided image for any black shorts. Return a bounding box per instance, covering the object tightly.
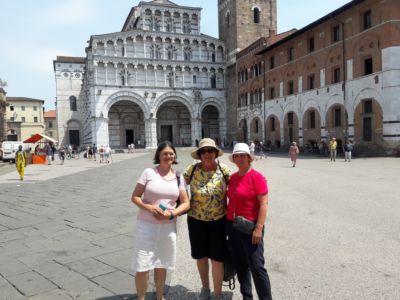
[187,216,226,262]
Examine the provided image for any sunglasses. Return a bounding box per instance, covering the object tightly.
[233,153,248,158]
[199,147,216,155]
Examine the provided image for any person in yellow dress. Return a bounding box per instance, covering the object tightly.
[15,145,27,180]
[184,138,231,300]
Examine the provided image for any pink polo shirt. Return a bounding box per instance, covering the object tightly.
[227,168,268,221]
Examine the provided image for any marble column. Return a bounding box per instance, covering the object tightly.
[145,116,158,149]
[191,117,202,146]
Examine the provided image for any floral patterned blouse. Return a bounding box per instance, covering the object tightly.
[183,162,231,221]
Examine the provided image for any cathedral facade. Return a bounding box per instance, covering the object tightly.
[55,0,227,149]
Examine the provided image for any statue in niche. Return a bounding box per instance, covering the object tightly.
[193,88,202,103]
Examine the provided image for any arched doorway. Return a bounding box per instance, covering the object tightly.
[66,119,82,147]
[250,117,262,142]
[353,99,383,148]
[265,115,281,148]
[303,108,321,149]
[157,100,191,146]
[283,111,299,146]
[325,104,348,150]
[201,105,219,140]
[238,119,247,143]
[108,100,145,148]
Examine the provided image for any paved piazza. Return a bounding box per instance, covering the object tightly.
[0,149,399,300]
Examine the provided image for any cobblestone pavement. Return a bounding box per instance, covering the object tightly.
[0,149,399,299]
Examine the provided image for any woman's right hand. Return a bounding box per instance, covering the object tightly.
[147,204,165,220]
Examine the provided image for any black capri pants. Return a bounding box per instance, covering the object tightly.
[187,216,226,262]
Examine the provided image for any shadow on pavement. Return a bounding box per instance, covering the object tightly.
[94,286,234,300]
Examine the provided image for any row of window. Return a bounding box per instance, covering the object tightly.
[238,62,263,83]
[267,10,372,69]
[264,57,374,100]
[238,89,263,107]
[226,7,261,28]
[10,116,39,123]
[9,105,38,111]
[144,16,196,34]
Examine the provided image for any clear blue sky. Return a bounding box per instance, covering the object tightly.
[0,0,350,109]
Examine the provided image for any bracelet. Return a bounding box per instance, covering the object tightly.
[169,211,174,220]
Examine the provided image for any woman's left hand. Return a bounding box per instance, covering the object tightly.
[252,227,263,245]
[154,210,172,221]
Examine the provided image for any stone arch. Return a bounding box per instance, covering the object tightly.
[66,118,82,147]
[302,107,321,147]
[325,102,348,149]
[102,91,149,119]
[154,91,195,118]
[200,97,225,116]
[353,98,383,148]
[250,116,263,142]
[201,104,220,140]
[265,114,281,148]
[283,111,299,147]
[238,119,248,143]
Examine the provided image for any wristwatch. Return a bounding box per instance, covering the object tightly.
[169,212,174,220]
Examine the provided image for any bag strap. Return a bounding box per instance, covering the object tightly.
[217,160,229,184]
[188,163,198,184]
[176,171,181,188]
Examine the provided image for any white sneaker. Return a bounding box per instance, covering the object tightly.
[198,287,211,300]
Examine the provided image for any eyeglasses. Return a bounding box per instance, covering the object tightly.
[199,147,216,155]
[233,153,248,158]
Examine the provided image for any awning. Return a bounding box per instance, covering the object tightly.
[23,133,57,144]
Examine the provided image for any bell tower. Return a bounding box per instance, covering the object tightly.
[218,0,277,64]
[218,0,277,142]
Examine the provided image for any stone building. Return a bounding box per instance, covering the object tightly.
[236,0,400,152]
[44,110,58,142]
[5,97,45,141]
[55,0,227,149]
[0,88,7,142]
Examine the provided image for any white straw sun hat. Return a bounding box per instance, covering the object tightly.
[191,138,223,159]
[229,143,255,162]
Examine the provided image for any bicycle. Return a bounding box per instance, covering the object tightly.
[66,150,80,160]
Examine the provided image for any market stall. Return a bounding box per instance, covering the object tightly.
[23,134,58,164]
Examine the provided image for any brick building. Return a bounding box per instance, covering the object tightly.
[236,0,400,152]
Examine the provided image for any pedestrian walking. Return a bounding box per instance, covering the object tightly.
[183,138,231,300]
[344,140,353,162]
[45,143,53,165]
[15,145,27,181]
[92,144,97,161]
[249,141,255,156]
[289,141,299,167]
[258,141,266,159]
[98,145,104,163]
[131,141,190,300]
[104,145,111,163]
[226,143,272,300]
[59,146,66,165]
[329,137,337,161]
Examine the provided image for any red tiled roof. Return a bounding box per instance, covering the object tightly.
[44,110,56,118]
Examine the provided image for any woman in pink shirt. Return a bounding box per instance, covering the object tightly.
[227,143,272,300]
[131,141,190,300]
[288,141,299,167]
